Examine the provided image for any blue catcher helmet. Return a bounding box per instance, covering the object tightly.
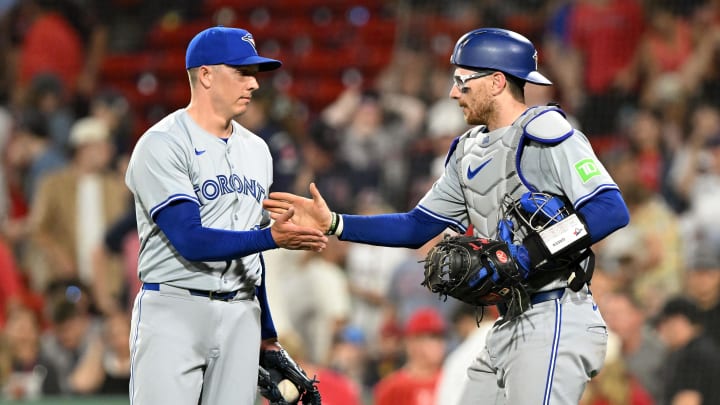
[451,28,552,86]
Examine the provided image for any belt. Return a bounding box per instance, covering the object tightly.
[497,288,570,318]
[530,288,567,305]
[142,283,245,301]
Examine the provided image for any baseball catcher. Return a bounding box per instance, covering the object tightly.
[257,348,321,405]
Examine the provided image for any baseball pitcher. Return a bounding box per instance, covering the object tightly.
[125,26,325,405]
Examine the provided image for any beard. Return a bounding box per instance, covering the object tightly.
[463,91,496,126]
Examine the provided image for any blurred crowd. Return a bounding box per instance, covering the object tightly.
[2,0,720,404]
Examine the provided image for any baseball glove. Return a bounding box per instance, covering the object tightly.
[422,235,531,315]
[258,348,321,405]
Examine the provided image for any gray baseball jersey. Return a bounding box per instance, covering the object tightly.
[125,109,272,405]
[417,106,615,404]
[126,109,271,291]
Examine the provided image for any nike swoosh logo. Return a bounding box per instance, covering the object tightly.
[467,158,492,179]
[194,148,206,156]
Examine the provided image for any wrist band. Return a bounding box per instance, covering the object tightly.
[333,214,344,236]
[326,212,344,236]
[326,212,338,235]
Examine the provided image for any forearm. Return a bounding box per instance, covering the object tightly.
[339,207,448,248]
[155,201,277,262]
[256,254,277,340]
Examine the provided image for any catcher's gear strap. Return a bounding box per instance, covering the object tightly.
[517,105,574,144]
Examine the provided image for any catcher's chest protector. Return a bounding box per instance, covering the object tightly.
[456,106,565,240]
[456,124,527,239]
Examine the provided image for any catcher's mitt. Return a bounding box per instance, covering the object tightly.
[258,348,321,405]
[422,235,530,314]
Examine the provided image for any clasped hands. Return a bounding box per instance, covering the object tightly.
[264,183,334,252]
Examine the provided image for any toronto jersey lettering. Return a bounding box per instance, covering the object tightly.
[125,109,272,292]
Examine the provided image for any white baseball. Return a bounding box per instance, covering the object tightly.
[278,379,300,402]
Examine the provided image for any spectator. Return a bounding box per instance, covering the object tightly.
[11,0,85,108]
[265,237,351,365]
[328,325,371,398]
[91,195,137,315]
[88,89,133,163]
[7,108,66,204]
[580,332,655,405]
[668,103,720,232]
[654,296,720,405]
[345,226,411,352]
[599,149,683,314]
[33,308,131,396]
[633,1,695,108]
[385,232,459,327]
[625,108,672,195]
[562,0,645,137]
[295,120,359,214]
[363,319,405,391]
[24,73,75,152]
[0,236,26,328]
[1,305,61,400]
[599,289,666,402]
[435,304,497,405]
[374,307,447,405]
[28,116,127,300]
[40,281,104,395]
[318,86,425,210]
[684,230,720,347]
[234,88,302,194]
[270,332,363,405]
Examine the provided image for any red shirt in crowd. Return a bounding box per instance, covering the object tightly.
[569,0,645,94]
[0,239,24,327]
[18,12,84,93]
[374,369,441,405]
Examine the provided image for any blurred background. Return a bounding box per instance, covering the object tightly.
[1,0,720,404]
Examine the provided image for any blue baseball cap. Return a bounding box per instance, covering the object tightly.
[185,26,282,71]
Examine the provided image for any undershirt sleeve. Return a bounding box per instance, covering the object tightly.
[154,200,277,262]
[339,207,449,248]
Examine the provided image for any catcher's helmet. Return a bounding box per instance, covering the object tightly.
[450,28,552,86]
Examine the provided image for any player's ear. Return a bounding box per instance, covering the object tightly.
[197,65,214,88]
[491,72,507,96]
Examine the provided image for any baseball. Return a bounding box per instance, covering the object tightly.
[278,379,300,402]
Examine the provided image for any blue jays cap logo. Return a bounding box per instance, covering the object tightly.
[532,50,538,70]
[242,33,257,52]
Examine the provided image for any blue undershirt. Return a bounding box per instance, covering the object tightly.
[154,201,277,261]
[154,200,278,339]
[339,189,628,247]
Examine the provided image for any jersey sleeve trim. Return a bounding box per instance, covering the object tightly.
[149,193,200,219]
[515,144,538,193]
[416,204,468,233]
[573,183,620,209]
[444,136,461,167]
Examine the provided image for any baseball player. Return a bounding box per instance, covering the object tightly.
[124,26,327,405]
[264,28,630,404]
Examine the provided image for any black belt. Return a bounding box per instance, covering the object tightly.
[142,283,243,301]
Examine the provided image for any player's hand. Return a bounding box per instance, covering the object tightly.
[264,183,332,234]
[270,206,328,252]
